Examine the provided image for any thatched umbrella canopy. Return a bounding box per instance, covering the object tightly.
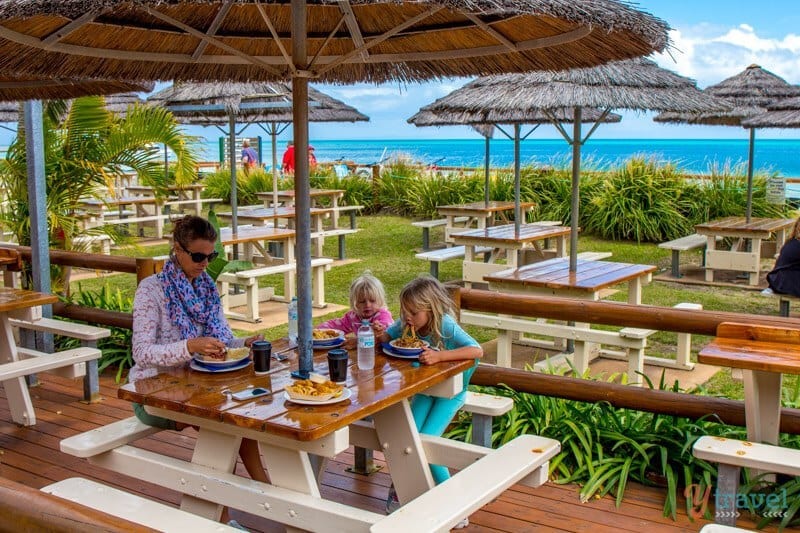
[148,81,367,216]
[408,105,621,216]
[0,0,670,381]
[743,97,800,128]
[654,65,800,221]
[416,58,725,271]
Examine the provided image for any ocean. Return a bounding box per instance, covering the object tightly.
[199,137,800,178]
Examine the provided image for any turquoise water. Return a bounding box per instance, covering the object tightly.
[200,138,800,176]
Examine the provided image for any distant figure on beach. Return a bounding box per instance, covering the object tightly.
[281,141,295,175]
[308,145,318,172]
[767,217,800,297]
[240,139,258,174]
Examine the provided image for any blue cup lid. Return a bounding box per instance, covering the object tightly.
[252,340,271,350]
[328,348,348,359]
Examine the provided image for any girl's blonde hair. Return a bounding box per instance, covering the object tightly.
[399,275,453,348]
[349,271,387,311]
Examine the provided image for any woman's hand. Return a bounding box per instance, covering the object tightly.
[244,333,264,347]
[187,337,227,358]
[418,348,442,365]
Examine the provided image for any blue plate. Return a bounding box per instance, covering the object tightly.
[381,342,419,359]
[313,337,345,350]
[190,358,252,373]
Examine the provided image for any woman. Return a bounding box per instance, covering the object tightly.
[767,217,800,297]
[131,215,269,523]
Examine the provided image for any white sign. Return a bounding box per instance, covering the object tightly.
[766,175,786,205]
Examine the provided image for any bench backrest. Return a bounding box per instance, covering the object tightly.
[717,321,800,345]
[0,477,155,532]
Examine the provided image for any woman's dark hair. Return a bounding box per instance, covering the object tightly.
[172,215,216,248]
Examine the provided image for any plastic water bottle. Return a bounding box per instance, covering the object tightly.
[357,319,375,370]
[287,297,298,343]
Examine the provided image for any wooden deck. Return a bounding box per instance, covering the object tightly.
[0,373,779,532]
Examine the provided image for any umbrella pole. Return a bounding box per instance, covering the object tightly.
[291,0,313,379]
[514,124,521,237]
[228,113,238,259]
[745,127,755,223]
[570,107,582,272]
[271,121,279,210]
[484,134,490,208]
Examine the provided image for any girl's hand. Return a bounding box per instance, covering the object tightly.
[418,348,442,365]
[244,334,264,347]
[188,337,227,358]
[343,334,357,350]
[372,322,387,338]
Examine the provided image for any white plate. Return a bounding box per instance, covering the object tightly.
[283,387,352,405]
[193,350,250,368]
[381,343,419,359]
[312,337,345,350]
[190,358,251,373]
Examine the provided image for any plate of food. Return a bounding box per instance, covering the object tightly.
[388,326,430,356]
[190,358,251,373]
[284,375,351,405]
[193,346,251,368]
[312,328,345,348]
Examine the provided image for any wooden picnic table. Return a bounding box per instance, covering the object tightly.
[79,196,167,238]
[126,184,207,215]
[699,322,800,446]
[451,223,571,288]
[694,216,795,285]
[105,340,559,530]
[0,287,58,425]
[437,201,536,244]
[484,257,656,305]
[257,188,348,229]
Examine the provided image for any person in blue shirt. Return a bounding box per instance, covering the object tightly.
[240,139,258,174]
[377,275,482,525]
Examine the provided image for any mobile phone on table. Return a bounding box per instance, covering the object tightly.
[231,387,270,401]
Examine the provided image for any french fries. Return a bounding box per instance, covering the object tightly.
[312,329,340,340]
[285,379,344,401]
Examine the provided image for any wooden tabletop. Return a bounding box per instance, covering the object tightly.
[484,258,656,292]
[699,337,800,374]
[695,217,795,236]
[219,226,295,246]
[0,287,57,313]
[452,223,570,245]
[79,196,159,207]
[119,338,472,442]
[217,206,331,221]
[438,201,536,216]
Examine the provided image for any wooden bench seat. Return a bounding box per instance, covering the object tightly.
[310,227,359,259]
[0,346,100,382]
[659,233,714,278]
[42,478,240,532]
[73,234,112,255]
[331,204,363,230]
[412,217,469,250]
[11,316,111,402]
[415,245,493,279]
[61,415,160,458]
[369,434,560,533]
[216,257,334,323]
[693,435,800,527]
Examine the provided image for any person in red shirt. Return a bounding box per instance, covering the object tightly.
[308,145,318,171]
[281,141,295,175]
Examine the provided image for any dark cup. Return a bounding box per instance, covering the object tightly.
[327,348,349,383]
[252,340,271,375]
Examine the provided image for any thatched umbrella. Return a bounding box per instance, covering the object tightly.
[408,105,621,228]
[743,97,800,128]
[415,58,725,271]
[0,0,671,379]
[654,65,800,222]
[148,81,367,223]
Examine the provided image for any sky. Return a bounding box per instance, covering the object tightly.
[3,1,800,144]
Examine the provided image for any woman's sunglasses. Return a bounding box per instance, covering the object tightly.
[179,243,219,264]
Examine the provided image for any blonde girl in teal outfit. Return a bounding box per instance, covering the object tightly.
[377,275,482,525]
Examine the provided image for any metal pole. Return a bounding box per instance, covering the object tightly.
[291,0,313,379]
[228,113,238,259]
[745,127,755,223]
[514,124,521,236]
[24,99,53,357]
[271,121,279,209]
[484,134,490,208]
[569,107,582,272]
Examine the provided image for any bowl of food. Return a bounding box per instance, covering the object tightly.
[389,337,430,356]
[284,377,345,402]
[194,346,250,368]
[312,328,345,347]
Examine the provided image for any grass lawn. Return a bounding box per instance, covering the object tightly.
[69,213,798,401]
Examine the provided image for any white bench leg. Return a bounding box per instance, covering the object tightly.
[311,264,327,308]
[627,346,645,387]
[244,280,260,323]
[471,414,493,448]
[218,280,231,315]
[496,328,513,368]
[714,463,740,526]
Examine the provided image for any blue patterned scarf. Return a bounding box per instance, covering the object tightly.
[158,258,232,344]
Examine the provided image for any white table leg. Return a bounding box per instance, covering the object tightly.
[628,277,643,305]
[372,400,434,506]
[749,238,762,286]
[181,427,241,519]
[0,314,35,426]
[705,235,716,282]
[284,238,296,301]
[743,370,782,445]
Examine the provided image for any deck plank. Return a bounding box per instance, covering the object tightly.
[0,373,781,532]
